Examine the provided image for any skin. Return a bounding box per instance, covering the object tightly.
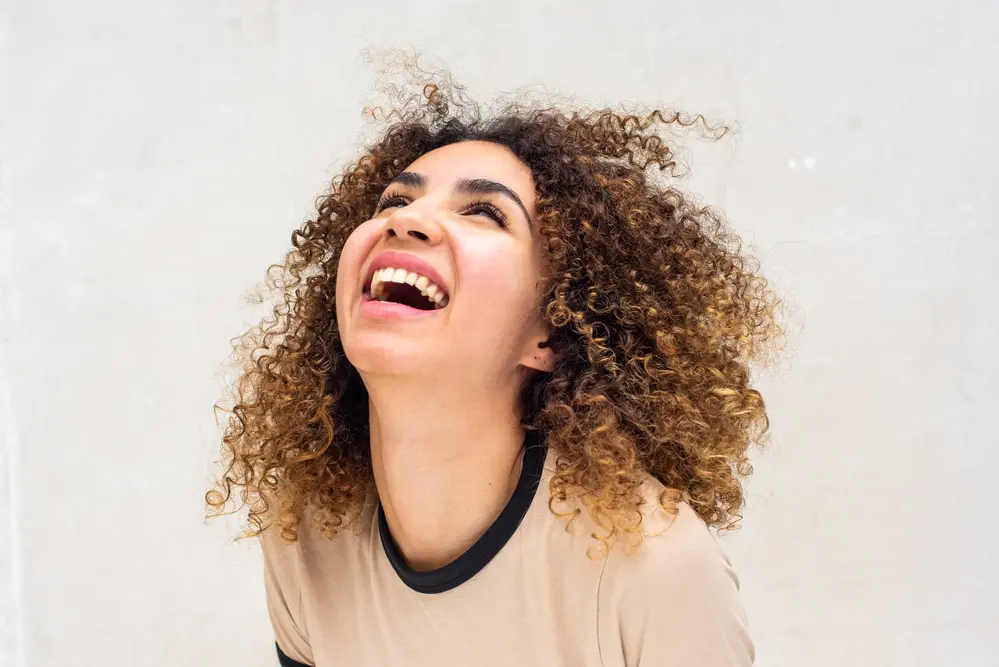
[334,141,556,570]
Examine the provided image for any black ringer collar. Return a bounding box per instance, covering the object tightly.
[377,429,546,594]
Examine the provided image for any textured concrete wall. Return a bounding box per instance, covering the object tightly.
[3,1,997,665]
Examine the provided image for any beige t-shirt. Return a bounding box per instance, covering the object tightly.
[261,442,754,666]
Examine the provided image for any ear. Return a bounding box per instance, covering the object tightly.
[520,330,557,374]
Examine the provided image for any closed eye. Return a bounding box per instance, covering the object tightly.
[374,195,410,213]
[463,200,508,228]
[375,194,508,228]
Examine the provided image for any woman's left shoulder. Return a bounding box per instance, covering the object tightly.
[597,476,755,666]
[610,474,740,585]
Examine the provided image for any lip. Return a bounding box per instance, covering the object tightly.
[359,292,442,320]
[361,251,450,298]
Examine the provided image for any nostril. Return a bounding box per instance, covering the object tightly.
[408,230,429,241]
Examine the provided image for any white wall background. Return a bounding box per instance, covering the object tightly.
[3,1,997,666]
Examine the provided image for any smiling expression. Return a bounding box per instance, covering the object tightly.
[334,140,551,382]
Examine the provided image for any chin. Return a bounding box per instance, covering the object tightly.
[343,336,441,378]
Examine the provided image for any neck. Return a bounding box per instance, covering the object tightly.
[366,377,526,571]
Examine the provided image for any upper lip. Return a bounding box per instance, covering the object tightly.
[362,251,450,297]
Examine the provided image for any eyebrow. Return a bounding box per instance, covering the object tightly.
[383,171,533,230]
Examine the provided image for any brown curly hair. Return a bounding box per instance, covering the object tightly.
[206,63,783,551]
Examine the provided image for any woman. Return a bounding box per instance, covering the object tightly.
[207,70,781,666]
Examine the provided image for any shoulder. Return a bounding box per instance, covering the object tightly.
[539,454,727,569]
[604,499,741,604]
[595,475,756,666]
[259,498,379,665]
[260,496,378,580]
[600,473,740,597]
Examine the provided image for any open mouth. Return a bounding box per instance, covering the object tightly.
[366,267,449,311]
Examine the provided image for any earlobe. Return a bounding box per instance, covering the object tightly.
[529,340,557,373]
[521,319,556,373]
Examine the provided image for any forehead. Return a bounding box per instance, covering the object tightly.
[404,140,536,207]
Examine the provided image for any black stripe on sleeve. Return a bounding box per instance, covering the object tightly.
[276,642,312,667]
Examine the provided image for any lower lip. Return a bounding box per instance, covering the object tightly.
[359,293,443,319]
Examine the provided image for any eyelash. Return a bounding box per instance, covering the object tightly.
[375,195,509,228]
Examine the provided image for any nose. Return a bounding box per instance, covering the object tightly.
[382,201,443,244]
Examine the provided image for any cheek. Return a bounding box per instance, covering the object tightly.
[459,246,540,328]
[335,222,379,306]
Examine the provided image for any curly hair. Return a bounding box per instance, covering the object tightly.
[206,62,783,551]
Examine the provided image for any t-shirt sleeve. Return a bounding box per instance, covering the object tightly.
[599,515,755,667]
[261,528,315,666]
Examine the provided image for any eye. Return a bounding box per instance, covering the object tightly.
[375,195,409,214]
[375,194,509,228]
[464,201,508,228]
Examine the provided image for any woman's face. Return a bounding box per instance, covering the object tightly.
[335,140,553,385]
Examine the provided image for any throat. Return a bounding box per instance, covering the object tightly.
[370,428,538,576]
[374,430,546,592]
[381,458,523,571]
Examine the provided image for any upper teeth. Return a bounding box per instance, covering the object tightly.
[370,267,449,308]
